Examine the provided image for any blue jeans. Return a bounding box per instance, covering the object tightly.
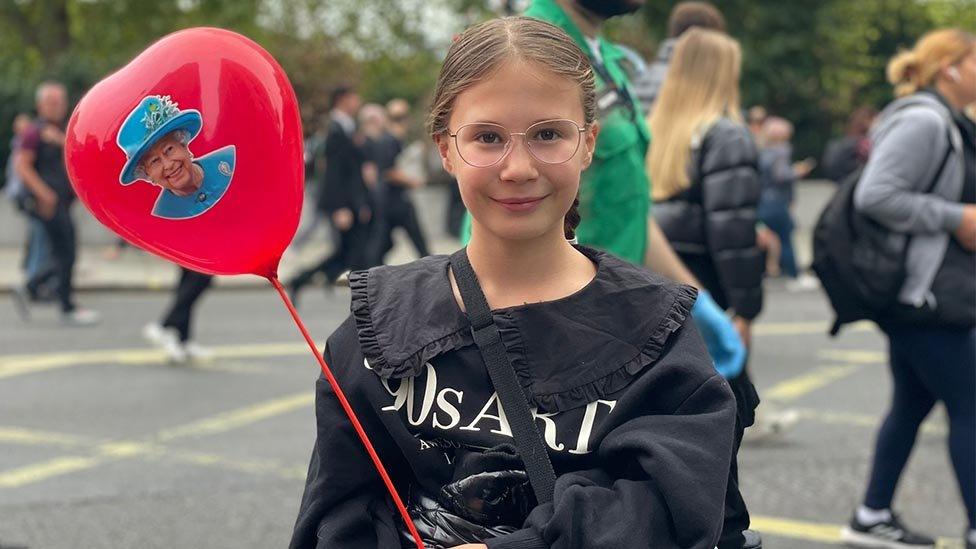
[758,196,797,278]
[863,325,975,528]
[24,217,51,279]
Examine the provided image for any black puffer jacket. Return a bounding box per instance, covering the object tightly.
[654,118,764,320]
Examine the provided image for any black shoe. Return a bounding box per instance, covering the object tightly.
[742,530,762,549]
[840,512,935,548]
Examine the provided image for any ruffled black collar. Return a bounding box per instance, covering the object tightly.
[348,246,697,413]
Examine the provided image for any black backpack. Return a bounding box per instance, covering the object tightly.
[812,134,952,336]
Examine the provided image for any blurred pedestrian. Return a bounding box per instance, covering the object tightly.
[756,116,815,287]
[822,106,877,184]
[361,100,428,266]
[291,119,330,249]
[6,112,55,300]
[142,268,214,363]
[288,85,370,305]
[635,0,727,114]
[12,82,99,325]
[747,106,767,141]
[842,28,976,549]
[647,28,764,549]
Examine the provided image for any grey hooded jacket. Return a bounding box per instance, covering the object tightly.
[853,92,966,308]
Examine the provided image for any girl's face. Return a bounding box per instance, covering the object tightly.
[436,61,598,243]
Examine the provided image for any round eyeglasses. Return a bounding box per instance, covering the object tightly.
[447,119,586,168]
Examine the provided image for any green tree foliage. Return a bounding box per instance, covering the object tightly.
[1,0,973,185]
[628,0,976,160]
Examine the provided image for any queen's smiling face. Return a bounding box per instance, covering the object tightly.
[139,131,200,197]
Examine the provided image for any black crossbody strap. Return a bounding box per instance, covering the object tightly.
[449,248,557,504]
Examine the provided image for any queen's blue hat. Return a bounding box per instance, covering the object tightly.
[117,95,202,185]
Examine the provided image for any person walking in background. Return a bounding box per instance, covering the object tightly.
[756,116,816,289]
[822,106,877,184]
[12,82,99,325]
[647,29,764,549]
[360,100,428,267]
[6,112,54,302]
[288,85,370,305]
[142,268,214,364]
[634,0,726,113]
[842,28,976,549]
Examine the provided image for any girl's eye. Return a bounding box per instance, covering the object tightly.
[164,145,174,155]
[533,128,562,141]
[149,157,160,166]
[475,131,503,145]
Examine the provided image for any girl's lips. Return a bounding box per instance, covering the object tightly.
[493,195,547,212]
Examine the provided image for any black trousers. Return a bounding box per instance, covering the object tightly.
[161,268,213,342]
[366,193,429,266]
[718,362,760,549]
[27,206,76,313]
[293,217,370,288]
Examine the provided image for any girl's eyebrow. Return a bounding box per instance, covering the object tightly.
[460,116,574,127]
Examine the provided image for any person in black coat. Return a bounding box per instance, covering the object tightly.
[647,29,764,549]
[289,85,371,304]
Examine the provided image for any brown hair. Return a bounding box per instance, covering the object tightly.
[668,2,726,39]
[887,28,976,97]
[427,16,596,239]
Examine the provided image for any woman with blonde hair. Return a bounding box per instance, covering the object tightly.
[842,28,976,549]
[647,28,764,549]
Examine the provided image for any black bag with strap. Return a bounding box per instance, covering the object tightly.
[397,249,557,547]
[812,130,952,336]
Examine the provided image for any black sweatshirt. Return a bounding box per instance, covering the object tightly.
[290,247,736,549]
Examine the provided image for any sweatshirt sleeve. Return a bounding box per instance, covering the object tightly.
[853,107,963,234]
[289,326,403,549]
[486,325,737,549]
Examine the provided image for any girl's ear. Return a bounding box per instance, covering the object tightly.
[434,133,456,175]
[581,121,600,170]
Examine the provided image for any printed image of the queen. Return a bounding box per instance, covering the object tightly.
[117,95,235,219]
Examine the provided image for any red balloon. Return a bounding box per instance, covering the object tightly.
[65,27,303,278]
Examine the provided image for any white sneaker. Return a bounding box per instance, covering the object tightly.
[745,405,800,442]
[183,341,213,362]
[62,308,101,326]
[786,273,820,292]
[142,323,187,364]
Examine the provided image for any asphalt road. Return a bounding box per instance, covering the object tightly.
[0,277,966,548]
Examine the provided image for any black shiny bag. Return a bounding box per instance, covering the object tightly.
[397,444,538,548]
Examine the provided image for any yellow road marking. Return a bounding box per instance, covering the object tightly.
[0,342,322,380]
[156,392,313,441]
[763,364,861,402]
[752,320,873,337]
[794,408,947,436]
[0,392,313,488]
[818,349,886,364]
[0,456,105,488]
[752,515,962,547]
[751,515,842,543]
[0,426,93,447]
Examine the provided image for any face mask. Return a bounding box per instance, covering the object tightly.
[577,0,642,17]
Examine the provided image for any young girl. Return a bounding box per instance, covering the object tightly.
[290,17,736,549]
